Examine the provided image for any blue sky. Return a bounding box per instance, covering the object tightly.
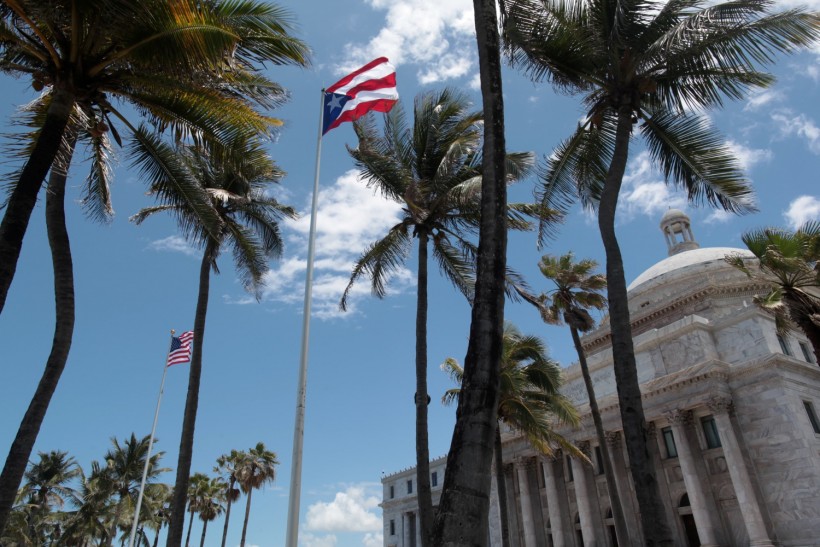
[1,1,819,546]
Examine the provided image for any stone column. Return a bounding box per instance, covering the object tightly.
[667,409,721,547]
[542,452,568,547]
[605,431,642,539]
[570,442,598,546]
[516,458,537,547]
[708,397,774,546]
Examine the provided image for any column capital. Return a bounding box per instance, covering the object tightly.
[707,396,734,415]
[544,448,563,462]
[515,456,535,471]
[646,421,658,440]
[666,408,694,427]
[576,440,592,456]
[605,430,622,447]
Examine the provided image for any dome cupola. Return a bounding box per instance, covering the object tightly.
[660,208,699,256]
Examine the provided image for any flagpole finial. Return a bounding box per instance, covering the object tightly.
[171,329,176,336]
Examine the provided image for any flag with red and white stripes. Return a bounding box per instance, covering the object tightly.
[167,331,194,366]
[323,57,398,134]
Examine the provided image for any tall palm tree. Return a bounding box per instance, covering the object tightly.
[431,1,512,543]
[532,252,630,544]
[130,136,295,547]
[442,322,580,547]
[0,2,310,534]
[99,434,167,547]
[60,461,113,547]
[195,478,225,547]
[727,222,820,360]
[341,88,535,544]
[214,450,244,547]
[503,1,818,542]
[138,484,173,547]
[234,443,277,547]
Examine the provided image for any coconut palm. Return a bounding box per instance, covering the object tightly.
[503,1,818,542]
[431,2,513,543]
[59,461,114,546]
[214,450,244,547]
[727,222,820,360]
[442,322,580,547]
[0,2,310,534]
[138,483,173,547]
[130,135,294,547]
[183,474,209,547]
[234,443,277,547]
[341,88,536,544]
[531,252,631,544]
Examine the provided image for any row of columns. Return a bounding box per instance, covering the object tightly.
[509,396,773,547]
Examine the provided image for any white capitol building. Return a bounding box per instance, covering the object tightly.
[381,210,820,546]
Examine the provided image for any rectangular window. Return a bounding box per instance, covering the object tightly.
[662,427,678,459]
[594,446,604,475]
[390,519,396,536]
[407,479,413,494]
[800,342,815,363]
[701,416,722,449]
[778,334,792,356]
[565,455,574,482]
[804,401,820,434]
[431,471,438,487]
[389,485,394,499]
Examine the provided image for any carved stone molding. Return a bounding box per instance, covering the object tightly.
[515,456,535,471]
[576,441,592,456]
[605,430,622,447]
[646,422,658,439]
[707,396,734,415]
[666,408,694,427]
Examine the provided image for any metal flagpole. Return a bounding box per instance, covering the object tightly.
[285,88,326,547]
[127,330,175,547]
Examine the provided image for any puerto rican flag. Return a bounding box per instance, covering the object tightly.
[323,57,398,135]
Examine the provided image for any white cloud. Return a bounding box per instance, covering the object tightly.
[743,88,783,112]
[299,533,337,547]
[771,110,820,154]
[784,195,820,230]
[362,532,384,547]
[260,170,414,319]
[725,140,773,172]
[304,486,382,533]
[703,209,735,224]
[147,235,198,257]
[619,152,687,220]
[341,0,476,85]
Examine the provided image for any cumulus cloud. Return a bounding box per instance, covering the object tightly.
[362,533,384,547]
[340,0,476,85]
[304,486,382,533]
[147,235,199,257]
[771,110,820,154]
[725,140,773,171]
[784,195,820,230]
[743,88,783,112]
[299,533,337,547]
[619,152,687,220]
[259,171,415,319]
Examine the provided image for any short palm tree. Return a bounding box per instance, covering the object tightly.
[0,2,310,535]
[99,434,167,547]
[442,322,580,547]
[214,450,245,547]
[503,1,818,542]
[235,443,277,547]
[130,135,295,547]
[727,222,820,361]
[183,473,209,547]
[341,88,536,544]
[532,252,630,544]
[195,478,225,547]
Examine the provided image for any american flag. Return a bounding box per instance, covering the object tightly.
[167,331,194,366]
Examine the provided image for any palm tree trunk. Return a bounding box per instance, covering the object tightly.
[569,325,630,545]
[433,0,507,544]
[494,427,510,547]
[0,144,76,536]
[239,487,253,547]
[166,242,214,547]
[414,231,433,546]
[0,86,75,316]
[198,520,208,547]
[184,509,194,547]
[598,107,672,546]
[153,530,160,547]
[219,480,235,547]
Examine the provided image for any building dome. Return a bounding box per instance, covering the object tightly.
[627,246,753,293]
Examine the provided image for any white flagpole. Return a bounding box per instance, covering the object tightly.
[127,330,175,547]
[285,88,326,547]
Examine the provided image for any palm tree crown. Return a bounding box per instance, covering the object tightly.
[727,222,820,361]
